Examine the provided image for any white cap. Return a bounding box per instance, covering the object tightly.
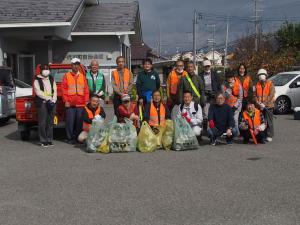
[121,94,131,102]
[257,68,268,76]
[203,60,211,67]
[71,58,80,64]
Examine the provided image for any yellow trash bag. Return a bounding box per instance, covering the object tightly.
[162,120,174,150]
[138,122,157,153]
[97,134,110,154]
[153,126,166,149]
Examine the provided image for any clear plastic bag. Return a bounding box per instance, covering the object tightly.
[108,118,137,153]
[86,116,106,153]
[162,120,174,150]
[173,117,199,151]
[138,122,157,153]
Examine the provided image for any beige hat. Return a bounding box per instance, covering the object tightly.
[71,58,81,64]
[203,60,212,67]
[257,68,268,76]
[121,94,131,102]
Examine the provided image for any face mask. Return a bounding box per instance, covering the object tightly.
[177,69,184,73]
[42,70,50,77]
[259,75,267,81]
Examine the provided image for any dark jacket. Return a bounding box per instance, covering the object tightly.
[208,104,235,133]
[143,102,171,125]
[179,73,205,107]
[136,70,161,97]
[82,103,106,125]
[199,70,222,98]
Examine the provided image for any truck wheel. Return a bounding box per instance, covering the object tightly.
[20,130,30,141]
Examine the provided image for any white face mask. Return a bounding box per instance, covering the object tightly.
[42,70,50,77]
[259,74,267,81]
[177,68,184,73]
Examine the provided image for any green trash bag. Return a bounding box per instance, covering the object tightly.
[108,117,137,153]
[138,121,157,153]
[86,116,107,153]
[173,117,199,151]
[162,120,174,150]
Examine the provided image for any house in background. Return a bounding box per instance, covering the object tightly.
[0,0,142,94]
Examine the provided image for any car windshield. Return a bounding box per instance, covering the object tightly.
[269,73,298,86]
[50,68,71,83]
[15,79,31,88]
[0,69,14,87]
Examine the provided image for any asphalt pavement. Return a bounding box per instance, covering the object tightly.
[0,112,299,225]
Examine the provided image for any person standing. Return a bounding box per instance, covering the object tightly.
[254,68,275,142]
[166,60,187,111]
[236,64,253,109]
[207,92,238,145]
[62,58,89,145]
[136,58,161,105]
[34,64,57,147]
[111,56,134,116]
[86,59,106,99]
[222,70,243,135]
[199,60,221,122]
[177,91,203,140]
[178,61,205,107]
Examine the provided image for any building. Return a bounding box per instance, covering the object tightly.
[0,0,142,92]
[204,50,223,66]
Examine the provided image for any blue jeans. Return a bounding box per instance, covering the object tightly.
[207,127,238,143]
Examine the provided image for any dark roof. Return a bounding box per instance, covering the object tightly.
[131,43,152,60]
[73,1,138,32]
[0,0,82,24]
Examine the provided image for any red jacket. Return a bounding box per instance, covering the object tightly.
[117,103,139,126]
[61,71,89,107]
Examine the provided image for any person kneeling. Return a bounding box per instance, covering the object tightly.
[143,90,171,134]
[78,94,106,143]
[239,101,266,144]
[178,91,203,141]
[207,92,238,145]
[117,94,139,127]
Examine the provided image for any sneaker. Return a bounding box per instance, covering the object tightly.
[41,143,48,147]
[66,140,76,145]
[210,138,217,146]
[47,142,54,147]
[226,140,233,145]
[266,137,273,142]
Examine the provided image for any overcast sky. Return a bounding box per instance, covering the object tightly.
[134,0,300,54]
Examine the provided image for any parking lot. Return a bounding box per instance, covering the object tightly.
[0,112,299,225]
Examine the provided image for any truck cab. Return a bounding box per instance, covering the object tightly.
[16,63,86,140]
[0,66,15,124]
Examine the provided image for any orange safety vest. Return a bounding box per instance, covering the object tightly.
[242,109,261,130]
[169,70,187,95]
[256,80,273,103]
[149,102,166,127]
[239,75,252,98]
[112,68,131,92]
[83,106,101,132]
[225,78,241,107]
[65,72,85,96]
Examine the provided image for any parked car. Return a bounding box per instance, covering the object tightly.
[0,66,15,123]
[15,79,32,97]
[269,71,300,114]
[16,63,86,140]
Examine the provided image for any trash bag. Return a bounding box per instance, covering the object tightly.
[108,118,137,153]
[162,120,174,150]
[153,126,166,149]
[138,121,157,153]
[173,117,199,151]
[97,130,110,154]
[86,116,106,153]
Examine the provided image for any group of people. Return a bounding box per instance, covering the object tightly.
[34,56,275,148]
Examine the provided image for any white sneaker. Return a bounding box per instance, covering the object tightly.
[266,137,273,142]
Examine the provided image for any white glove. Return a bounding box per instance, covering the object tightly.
[259,103,265,110]
[259,123,266,131]
[94,115,101,120]
[190,118,198,126]
[98,91,104,97]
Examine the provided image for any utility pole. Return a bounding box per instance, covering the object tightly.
[224,16,229,75]
[193,10,202,66]
[206,24,216,66]
[158,24,161,58]
[254,0,259,51]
